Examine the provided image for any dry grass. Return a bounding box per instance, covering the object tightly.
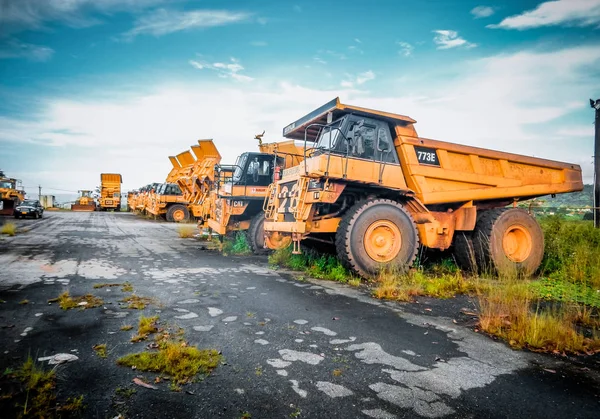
[120,325,133,331]
[373,268,476,302]
[177,225,196,238]
[120,295,154,310]
[93,283,121,289]
[478,281,600,354]
[49,292,103,310]
[19,299,29,305]
[1,222,16,236]
[121,282,133,292]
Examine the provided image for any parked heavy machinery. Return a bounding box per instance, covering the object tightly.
[126,191,136,212]
[0,170,25,216]
[133,183,159,214]
[72,190,96,212]
[207,133,305,252]
[98,173,122,211]
[263,98,583,277]
[173,140,222,224]
[146,183,189,221]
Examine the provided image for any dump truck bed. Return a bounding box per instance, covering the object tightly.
[283,98,583,205]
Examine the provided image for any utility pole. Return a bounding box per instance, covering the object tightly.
[591,98,600,228]
[38,185,42,202]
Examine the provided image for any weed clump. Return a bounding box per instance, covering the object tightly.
[177,225,196,238]
[131,315,159,342]
[117,341,221,385]
[120,325,133,331]
[1,222,16,236]
[50,292,103,310]
[0,356,85,418]
[222,232,252,255]
[93,344,107,359]
[121,282,133,292]
[268,246,356,283]
[120,295,154,310]
[93,283,121,289]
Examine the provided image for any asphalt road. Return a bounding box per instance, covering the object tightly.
[0,212,598,419]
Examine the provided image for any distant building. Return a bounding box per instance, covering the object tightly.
[40,195,56,208]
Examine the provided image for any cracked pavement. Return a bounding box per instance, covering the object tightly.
[0,212,598,418]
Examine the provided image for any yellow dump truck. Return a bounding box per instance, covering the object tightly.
[173,140,222,224]
[146,183,189,221]
[0,170,25,216]
[207,135,305,252]
[72,190,96,212]
[263,98,583,277]
[98,173,122,211]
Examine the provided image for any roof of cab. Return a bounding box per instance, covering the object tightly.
[282,97,416,141]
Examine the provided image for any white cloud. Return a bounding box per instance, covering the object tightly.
[433,30,477,49]
[1,46,598,194]
[341,70,375,88]
[471,6,495,18]
[0,0,163,34]
[0,39,54,61]
[123,8,251,39]
[354,38,362,44]
[397,41,414,57]
[489,0,600,30]
[189,57,254,82]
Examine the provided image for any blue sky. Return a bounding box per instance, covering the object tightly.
[1,0,599,198]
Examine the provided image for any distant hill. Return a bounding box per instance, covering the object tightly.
[538,184,593,208]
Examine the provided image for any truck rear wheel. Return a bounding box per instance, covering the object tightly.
[166,205,190,223]
[474,208,543,277]
[248,211,267,254]
[335,199,419,278]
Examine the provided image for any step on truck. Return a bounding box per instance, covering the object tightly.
[98,173,122,211]
[207,134,305,252]
[263,98,583,277]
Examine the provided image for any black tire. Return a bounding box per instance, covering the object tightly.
[335,199,419,278]
[166,204,190,223]
[248,211,267,254]
[14,215,19,219]
[453,232,477,272]
[473,208,544,277]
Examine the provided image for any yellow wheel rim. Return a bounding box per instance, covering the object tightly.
[502,225,532,263]
[173,209,185,222]
[364,220,402,263]
[265,232,292,250]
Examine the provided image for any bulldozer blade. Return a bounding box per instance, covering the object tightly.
[72,204,96,212]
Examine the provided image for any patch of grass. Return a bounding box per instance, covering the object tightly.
[120,325,133,331]
[120,295,154,310]
[332,369,343,377]
[268,247,356,284]
[168,382,182,392]
[131,315,159,342]
[93,283,121,289]
[254,366,263,376]
[177,225,196,239]
[51,292,103,310]
[373,267,476,302]
[0,356,85,418]
[93,344,107,359]
[117,342,221,385]
[348,278,361,287]
[478,280,600,354]
[1,222,16,236]
[222,232,252,256]
[121,282,133,292]
[115,387,136,398]
[529,278,600,308]
[19,299,29,305]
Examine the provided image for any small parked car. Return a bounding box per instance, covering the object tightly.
[14,200,44,219]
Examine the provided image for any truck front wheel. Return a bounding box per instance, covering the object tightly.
[166,205,190,223]
[336,199,419,278]
[248,211,268,254]
[474,208,543,277]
